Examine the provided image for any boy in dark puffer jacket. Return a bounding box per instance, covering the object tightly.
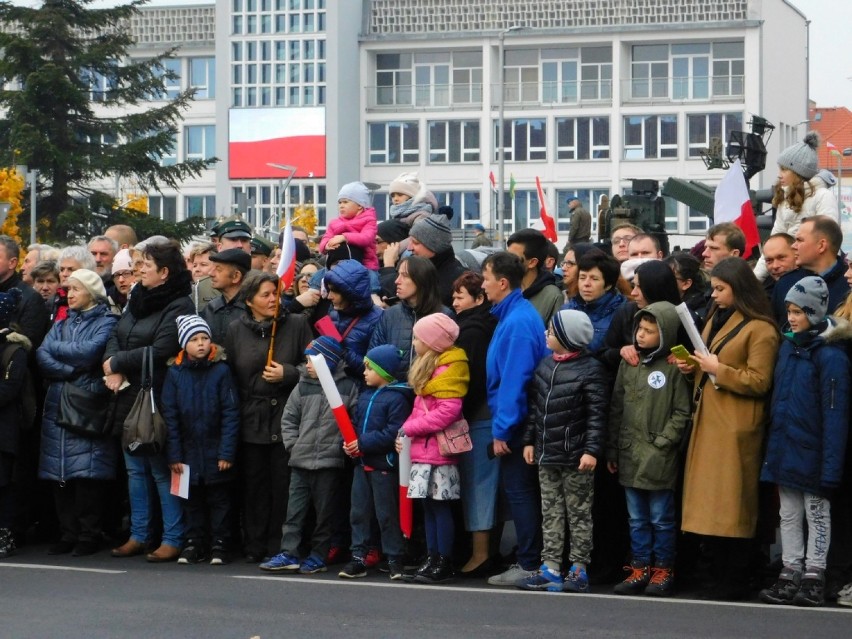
[340,345,414,580]
[519,309,609,593]
[163,315,240,566]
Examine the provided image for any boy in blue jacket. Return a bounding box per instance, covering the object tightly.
[759,276,850,607]
[340,345,413,580]
[163,315,240,566]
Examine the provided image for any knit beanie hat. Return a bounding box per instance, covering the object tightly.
[413,312,459,353]
[67,268,106,301]
[364,344,405,383]
[376,219,409,244]
[337,182,371,209]
[409,214,453,254]
[0,287,22,328]
[112,248,134,274]
[176,314,212,349]
[785,275,829,326]
[777,132,819,180]
[388,172,422,200]
[551,309,594,352]
[305,335,344,369]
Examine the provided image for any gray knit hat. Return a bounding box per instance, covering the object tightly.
[337,182,371,209]
[409,214,453,254]
[551,309,594,352]
[777,132,819,180]
[177,314,212,349]
[785,275,829,326]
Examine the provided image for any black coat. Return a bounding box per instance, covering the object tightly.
[431,248,468,309]
[523,352,610,467]
[454,302,497,421]
[0,333,30,461]
[0,272,49,349]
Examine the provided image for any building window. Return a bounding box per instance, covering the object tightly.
[368,121,419,164]
[376,53,413,106]
[712,42,745,97]
[415,55,450,107]
[506,189,538,235]
[688,205,709,232]
[156,133,178,167]
[631,44,669,99]
[687,113,744,158]
[623,115,678,160]
[433,191,481,227]
[555,116,610,160]
[428,120,480,163]
[375,51,482,108]
[555,189,610,234]
[185,125,216,161]
[495,119,546,162]
[190,57,216,99]
[149,195,177,223]
[185,195,216,219]
[504,49,539,103]
[451,51,483,105]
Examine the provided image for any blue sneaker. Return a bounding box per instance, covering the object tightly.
[259,551,300,572]
[563,564,590,593]
[516,564,564,591]
[299,554,328,574]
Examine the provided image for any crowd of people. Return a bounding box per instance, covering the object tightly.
[0,142,851,608]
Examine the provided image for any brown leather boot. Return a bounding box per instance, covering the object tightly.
[146,544,181,563]
[111,539,146,558]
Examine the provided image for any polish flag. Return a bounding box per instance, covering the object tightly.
[229,107,326,179]
[307,354,359,449]
[276,215,297,291]
[713,159,760,257]
[488,171,497,193]
[535,177,558,242]
[398,434,413,538]
[827,141,841,157]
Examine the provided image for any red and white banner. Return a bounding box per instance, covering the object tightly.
[229,107,326,179]
[307,354,359,449]
[713,159,760,257]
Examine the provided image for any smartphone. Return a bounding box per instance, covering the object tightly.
[670,345,696,365]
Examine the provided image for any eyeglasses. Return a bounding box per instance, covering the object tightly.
[612,235,635,245]
[561,260,577,268]
[112,270,133,280]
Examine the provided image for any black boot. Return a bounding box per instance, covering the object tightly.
[416,554,454,584]
[412,554,437,581]
[0,528,15,559]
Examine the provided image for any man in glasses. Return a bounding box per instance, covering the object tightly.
[610,224,643,263]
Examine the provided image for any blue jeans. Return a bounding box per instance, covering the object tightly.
[458,419,499,532]
[500,446,542,571]
[350,465,404,559]
[624,487,676,565]
[124,451,184,548]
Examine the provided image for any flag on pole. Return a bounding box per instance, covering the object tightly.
[276,213,297,290]
[488,171,497,193]
[827,141,841,157]
[713,159,760,257]
[535,177,558,242]
[509,174,516,199]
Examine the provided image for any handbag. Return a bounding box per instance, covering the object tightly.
[436,418,473,456]
[57,382,111,438]
[121,347,166,456]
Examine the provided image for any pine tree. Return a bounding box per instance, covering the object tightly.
[0,0,215,241]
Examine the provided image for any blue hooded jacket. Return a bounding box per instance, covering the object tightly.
[354,382,414,471]
[563,288,626,354]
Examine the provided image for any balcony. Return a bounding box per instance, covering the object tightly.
[367,83,483,110]
[621,75,744,105]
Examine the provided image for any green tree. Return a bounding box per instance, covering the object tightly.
[0,0,215,242]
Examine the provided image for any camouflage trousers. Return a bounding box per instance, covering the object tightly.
[539,465,594,567]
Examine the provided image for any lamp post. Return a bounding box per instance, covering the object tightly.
[15,165,37,244]
[266,163,297,238]
[496,25,521,246]
[840,148,852,214]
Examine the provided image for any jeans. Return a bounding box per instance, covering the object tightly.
[779,486,832,570]
[123,451,184,547]
[280,468,338,559]
[350,466,404,559]
[185,481,234,549]
[500,446,542,570]
[624,487,676,565]
[458,419,499,532]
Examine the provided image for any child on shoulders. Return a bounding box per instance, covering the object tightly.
[319,182,379,270]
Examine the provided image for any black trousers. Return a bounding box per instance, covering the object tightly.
[185,480,234,548]
[240,442,290,557]
[53,479,109,543]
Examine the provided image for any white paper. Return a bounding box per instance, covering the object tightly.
[170,464,190,499]
[675,302,715,385]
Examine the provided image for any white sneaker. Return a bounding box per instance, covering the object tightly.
[487,563,538,586]
[838,582,852,607]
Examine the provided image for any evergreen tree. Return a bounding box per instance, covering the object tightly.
[0,0,215,241]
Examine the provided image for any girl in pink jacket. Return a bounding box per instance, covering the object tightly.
[401,313,469,584]
[319,182,379,270]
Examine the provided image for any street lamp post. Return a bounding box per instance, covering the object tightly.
[266,163,297,238]
[840,148,852,214]
[15,165,37,244]
[496,26,521,246]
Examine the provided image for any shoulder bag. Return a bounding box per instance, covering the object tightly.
[122,346,166,456]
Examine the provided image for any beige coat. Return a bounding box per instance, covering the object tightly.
[681,310,779,538]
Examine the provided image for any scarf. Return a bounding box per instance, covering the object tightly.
[553,350,581,362]
[127,269,192,319]
[420,346,469,399]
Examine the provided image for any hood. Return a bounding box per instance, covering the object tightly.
[1,328,32,352]
[523,269,558,299]
[324,259,374,313]
[632,301,681,362]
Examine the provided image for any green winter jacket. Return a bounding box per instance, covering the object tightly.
[606,301,693,491]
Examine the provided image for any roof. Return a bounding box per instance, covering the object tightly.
[809,105,852,173]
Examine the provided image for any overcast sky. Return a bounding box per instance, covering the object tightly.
[11,0,852,110]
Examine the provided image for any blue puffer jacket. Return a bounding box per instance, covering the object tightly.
[37,304,119,483]
[370,302,453,377]
[162,346,240,484]
[354,382,414,471]
[323,260,384,378]
[761,320,852,497]
[563,289,626,354]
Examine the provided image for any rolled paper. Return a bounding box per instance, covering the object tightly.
[308,354,359,448]
[398,433,413,539]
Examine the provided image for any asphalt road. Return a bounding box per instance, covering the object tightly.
[1,546,850,639]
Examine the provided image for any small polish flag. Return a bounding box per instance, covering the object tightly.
[713,159,760,257]
[489,171,497,193]
[276,215,297,290]
[535,177,558,242]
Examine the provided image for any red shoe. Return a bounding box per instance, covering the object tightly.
[326,546,346,565]
[363,547,382,569]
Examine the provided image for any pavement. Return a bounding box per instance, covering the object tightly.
[1,545,850,639]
